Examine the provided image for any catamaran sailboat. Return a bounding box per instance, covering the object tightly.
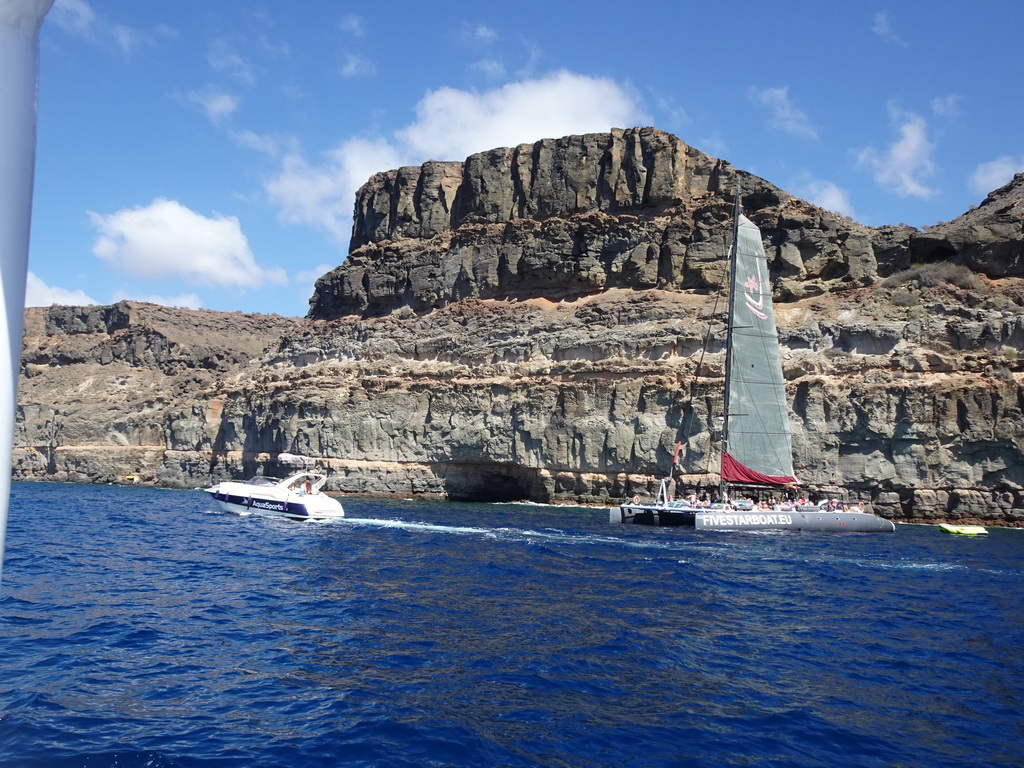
[614,201,894,532]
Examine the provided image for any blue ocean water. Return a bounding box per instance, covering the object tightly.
[1,482,1022,767]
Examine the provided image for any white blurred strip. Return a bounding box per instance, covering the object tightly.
[0,0,54,581]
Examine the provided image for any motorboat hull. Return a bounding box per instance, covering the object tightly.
[206,489,343,521]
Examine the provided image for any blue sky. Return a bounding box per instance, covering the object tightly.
[25,1,1024,317]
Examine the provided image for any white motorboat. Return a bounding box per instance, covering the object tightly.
[204,472,345,521]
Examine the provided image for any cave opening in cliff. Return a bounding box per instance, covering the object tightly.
[924,245,957,264]
[444,465,541,503]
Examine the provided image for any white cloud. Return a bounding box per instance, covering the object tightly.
[872,11,907,47]
[265,138,404,240]
[231,129,296,157]
[969,155,1024,197]
[397,71,644,161]
[255,32,289,59]
[294,263,335,307]
[50,0,154,58]
[649,89,689,131]
[185,87,240,125]
[856,104,937,198]
[339,14,365,37]
[111,290,203,310]
[88,198,287,288]
[208,37,255,85]
[340,53,375,78]
[50,0,96,37]
[466,23,498,43]
[799,179,857,219]
[930,94,960,117]
[472,59,506,79]
[748,86,818,141]
[110,23,146,57]
[264,71,646,242]
[25,272,97,307]
[294,263,335,285]
[695,133,727,159]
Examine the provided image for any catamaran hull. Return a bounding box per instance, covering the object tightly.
[695,509,895,532]
[615,504,697,527]
[615,504,895,532]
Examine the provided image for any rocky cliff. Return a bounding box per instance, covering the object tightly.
[15,128,1024,524]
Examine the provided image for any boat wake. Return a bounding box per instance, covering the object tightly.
[204,503,766,557]
[335,516,494,537]
[333,516,701,553]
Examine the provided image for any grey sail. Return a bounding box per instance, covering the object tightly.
[721,215,797,485]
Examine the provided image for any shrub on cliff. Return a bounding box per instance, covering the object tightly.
[882,263,984,291]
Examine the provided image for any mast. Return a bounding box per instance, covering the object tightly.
[719,192,741,500]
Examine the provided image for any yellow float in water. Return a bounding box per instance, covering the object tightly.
[939,524,987,535]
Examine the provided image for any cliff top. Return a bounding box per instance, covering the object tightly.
[310,128,1023,320]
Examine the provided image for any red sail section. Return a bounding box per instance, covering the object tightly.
[721,451,798,486]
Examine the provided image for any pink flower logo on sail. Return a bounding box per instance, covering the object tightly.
[743,270,768,320]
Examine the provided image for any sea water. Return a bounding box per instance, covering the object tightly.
[1,482,1022,767]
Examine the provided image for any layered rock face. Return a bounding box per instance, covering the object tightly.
[16,302,301,486]
[15,128,1024,524]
